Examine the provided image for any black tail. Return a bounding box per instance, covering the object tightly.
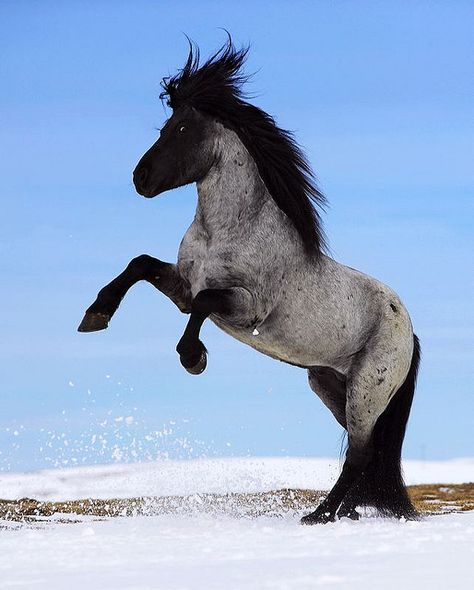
[347,334,421,518]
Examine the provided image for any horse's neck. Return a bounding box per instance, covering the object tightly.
[195,130,269,234]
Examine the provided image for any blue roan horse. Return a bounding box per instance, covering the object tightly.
[79,39,421,524]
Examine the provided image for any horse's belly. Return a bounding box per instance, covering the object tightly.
[210,315,335,369]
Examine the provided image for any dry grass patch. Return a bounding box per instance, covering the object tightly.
[409,483,474,513]
[1,483,472,523]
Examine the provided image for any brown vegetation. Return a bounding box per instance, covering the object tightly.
[1,483,472,523]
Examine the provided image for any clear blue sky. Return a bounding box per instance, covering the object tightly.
[1,1,472,471]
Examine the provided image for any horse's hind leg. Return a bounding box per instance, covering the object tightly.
[341,336,420,520]
[308,368,359,520]
[308,367,347,429]
[301,394,378,526]
[301,440,373,524]
[302,334,414,525]
[78,255,191,332]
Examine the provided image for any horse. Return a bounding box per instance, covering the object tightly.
[78,38,421,524]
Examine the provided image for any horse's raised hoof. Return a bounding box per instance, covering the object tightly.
[300,508,336,525]
[77,312,110,332]
[182,350,207,375]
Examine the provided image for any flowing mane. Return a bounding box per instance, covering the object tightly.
[160,38,327,257]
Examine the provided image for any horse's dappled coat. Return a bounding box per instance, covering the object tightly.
[79,38,421,524]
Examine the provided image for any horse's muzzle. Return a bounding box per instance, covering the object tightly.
[133,165,151,195]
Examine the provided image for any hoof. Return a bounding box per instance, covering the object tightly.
[337,508,360,521]
[301,509,335,525]
[78,312,110,332]
[182,350,207,375]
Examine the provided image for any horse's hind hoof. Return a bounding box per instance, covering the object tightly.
[78,312,110,332]
[300,509,335,525]
[337,508,360,521]
[182,351,207,375]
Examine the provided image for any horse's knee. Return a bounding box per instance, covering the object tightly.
[128,254,157,272]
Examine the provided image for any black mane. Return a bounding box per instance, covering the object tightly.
[160,38,327,257]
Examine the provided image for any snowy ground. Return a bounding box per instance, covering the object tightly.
[2,456,473,501]
[1,457,473,590]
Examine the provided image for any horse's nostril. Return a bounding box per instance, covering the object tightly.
[134,166,148,187]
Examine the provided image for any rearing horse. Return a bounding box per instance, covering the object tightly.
[79,39,421,524]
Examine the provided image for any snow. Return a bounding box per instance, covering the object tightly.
[0,456,472,501]
[2,512,474,590]
[0,457,473,589]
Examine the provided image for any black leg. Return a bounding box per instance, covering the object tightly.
[176,289,234,375]
[78,255,191,332]
[301,444,372,525]
[336,497,360,520]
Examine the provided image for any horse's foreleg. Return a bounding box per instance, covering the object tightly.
[176,288,250,375]
[78,254,191,332]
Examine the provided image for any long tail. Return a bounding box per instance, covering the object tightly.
[348,334,421,518]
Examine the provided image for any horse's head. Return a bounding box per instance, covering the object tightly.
[133,106,216,198]
[132,36,326,256]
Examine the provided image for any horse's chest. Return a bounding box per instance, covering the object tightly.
[177,231,234,295]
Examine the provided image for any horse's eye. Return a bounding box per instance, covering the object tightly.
[179,125,187,133]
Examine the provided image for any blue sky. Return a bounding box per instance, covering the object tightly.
[0,1,472,471]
